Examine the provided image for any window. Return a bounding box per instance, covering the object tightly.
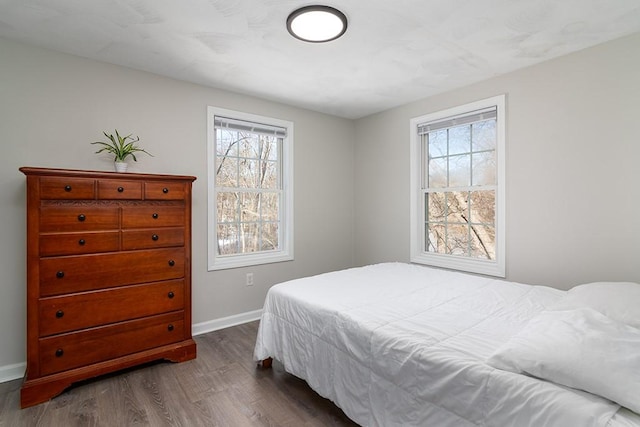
[410,95,505,277]
[207,107,293,270]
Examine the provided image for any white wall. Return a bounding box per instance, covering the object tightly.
[354,32,640,289]
[0,38,355,372]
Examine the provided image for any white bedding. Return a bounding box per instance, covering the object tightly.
[253,263,640,427]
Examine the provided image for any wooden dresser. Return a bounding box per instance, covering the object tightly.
[19,167,197,408]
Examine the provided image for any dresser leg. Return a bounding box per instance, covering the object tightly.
[20,376,75,408]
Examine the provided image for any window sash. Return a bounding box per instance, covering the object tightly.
[215,188,283,257]
[423,189,496,260]
[214,131,282,190]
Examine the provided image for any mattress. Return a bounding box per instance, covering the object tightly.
[254,263,640,427]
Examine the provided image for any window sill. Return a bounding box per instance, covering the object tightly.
[411,252,505,278]
[208,251,294,271]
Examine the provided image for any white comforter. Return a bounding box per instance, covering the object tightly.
[254,263,640,427]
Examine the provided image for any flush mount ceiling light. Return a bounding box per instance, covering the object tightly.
[287,5,348,43]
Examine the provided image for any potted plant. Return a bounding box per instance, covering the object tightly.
[91,130,152,172]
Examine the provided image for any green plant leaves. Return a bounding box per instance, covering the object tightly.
[91,129,152,162]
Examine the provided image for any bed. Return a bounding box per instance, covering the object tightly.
[253,263,640,427]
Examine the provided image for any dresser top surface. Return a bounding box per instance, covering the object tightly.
[20,166,197,182]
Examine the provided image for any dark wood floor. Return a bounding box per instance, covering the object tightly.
[0,321,359,426]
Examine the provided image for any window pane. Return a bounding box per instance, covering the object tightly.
[472,120,495,152]
[428,157,447,188]
[216,156,237,188]
[449,125,470,155]
[239,192,259,223]
[262,222,279,251]
[238,159,259,188]
[428,130,447,157]
[260,160,279,189]
[449,154,470,187]
[472,151,495,186]
[240,223,258,253]
[469,190,495,224]
[446,224,469,256]
[263,138,279,161]
[426,224,446,254]
[217,192,238,223]
[446,192,469,224]
[427,192,446,223]
[216,130,238,157]
[217,224,238,255]
[239,135,258,158]
[261,192,280,222]
[470,225,495,260]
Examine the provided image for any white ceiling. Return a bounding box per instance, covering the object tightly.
[1,0,639,119]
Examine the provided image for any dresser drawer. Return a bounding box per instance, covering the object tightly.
[39,311,185,376]
[121,206,184,228]
[40,231,120,256]
[97,180,142,200]
[40,206,119,232]
[38,280,185,336]
[40,248,185,296]
[145,182,186,200]
[122,228,184,250]
[39,177,95,200]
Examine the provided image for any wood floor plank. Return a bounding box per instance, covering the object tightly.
[1,321,358,426]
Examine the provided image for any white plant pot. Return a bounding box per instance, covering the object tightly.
[114,161,128,173]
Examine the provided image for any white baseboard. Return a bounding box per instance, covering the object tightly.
[192,309,262,336]
[0,310,263,384]
[0,362,25,384]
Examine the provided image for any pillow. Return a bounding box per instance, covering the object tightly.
[552,282,640,329]
[486,308,640,413]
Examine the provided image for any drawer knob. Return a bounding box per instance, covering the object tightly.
[152,234,159,241]
[56,310,64,318]
[64,185,72,192]
[162,187,169,194]
[55,348,64,357]
[117,186,124,193]
[168,260,175,267]
[152,213,159,219]
[167,324,174,332]
[78,239,86,246]
[168,291,175,299]
[77,214,86,222]
[56,271,65,279]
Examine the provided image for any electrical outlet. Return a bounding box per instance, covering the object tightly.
[246,272,254,286]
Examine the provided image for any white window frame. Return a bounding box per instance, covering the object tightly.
[409,95,506,277]
[207,106,294,271]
